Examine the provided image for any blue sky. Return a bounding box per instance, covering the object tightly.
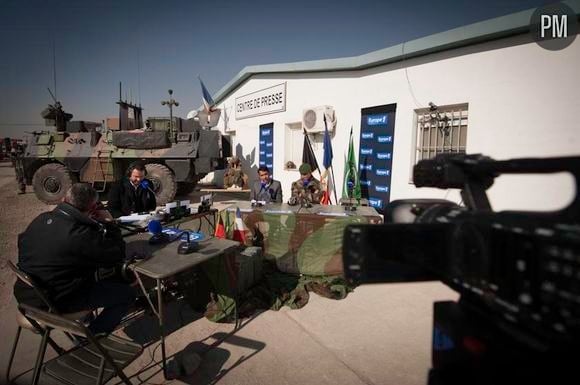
[0,0,549,137]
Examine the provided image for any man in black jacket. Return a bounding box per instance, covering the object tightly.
[14,183,135,335]
[108,162,157,218]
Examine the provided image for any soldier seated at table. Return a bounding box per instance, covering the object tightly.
[223,156,247,189]
[288,163,322,206]
[250,165,282,204]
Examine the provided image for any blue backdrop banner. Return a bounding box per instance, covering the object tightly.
[259,123,274,175]
[358,104,397,213]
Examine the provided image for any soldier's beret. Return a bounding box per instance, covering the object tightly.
[299,163,312,174]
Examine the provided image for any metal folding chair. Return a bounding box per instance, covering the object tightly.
[5,261,91,384]
[20,304,143,385]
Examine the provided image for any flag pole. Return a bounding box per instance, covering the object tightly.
[330,165,338,205]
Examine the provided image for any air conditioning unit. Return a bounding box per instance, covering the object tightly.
[302,106,335,133]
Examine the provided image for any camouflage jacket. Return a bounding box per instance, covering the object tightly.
[224,168,245,188]
[290,177,322,205]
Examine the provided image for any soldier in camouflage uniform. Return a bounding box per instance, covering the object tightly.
[288,163,322,206]
[10,143,26,194]
[223,156,247,189]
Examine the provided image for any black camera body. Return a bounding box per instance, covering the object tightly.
[343,154,580,383]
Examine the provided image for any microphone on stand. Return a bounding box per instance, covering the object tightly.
[178,231,199,254]
[140,179,156,196]
[147,220,169,244]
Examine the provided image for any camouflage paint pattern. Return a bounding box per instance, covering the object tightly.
[289,176,322,205]
[221,201,382,276]
[22,129,222,180]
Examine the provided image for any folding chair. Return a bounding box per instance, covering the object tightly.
[20,304,143,385]
[5,261,92,384]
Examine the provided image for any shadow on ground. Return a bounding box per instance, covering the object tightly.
[123,297,203,345]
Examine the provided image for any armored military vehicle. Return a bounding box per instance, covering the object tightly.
[21,93,229,205]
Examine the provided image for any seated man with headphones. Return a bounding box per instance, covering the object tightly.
[108,162,157,218]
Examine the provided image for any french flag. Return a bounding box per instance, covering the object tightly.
[233,207,247,245]
[199,76,215,113]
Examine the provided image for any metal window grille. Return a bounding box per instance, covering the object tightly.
[415,103,468,163]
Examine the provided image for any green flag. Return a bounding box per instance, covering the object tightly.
[342,127,361,200]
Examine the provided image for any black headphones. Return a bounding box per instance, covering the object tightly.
[127,163,148,177]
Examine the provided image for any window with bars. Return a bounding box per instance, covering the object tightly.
[414,103,468,163]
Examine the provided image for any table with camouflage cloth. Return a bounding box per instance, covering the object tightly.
[219,201,382,276]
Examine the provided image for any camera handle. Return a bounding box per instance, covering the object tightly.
[466,156,580,220]
[461,179,492,212]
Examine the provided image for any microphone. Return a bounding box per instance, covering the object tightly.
[147,220,169,244]
[178,231,199,254]
[140,179,156,195]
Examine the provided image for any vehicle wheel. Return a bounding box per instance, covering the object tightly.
[145,163,176,205]
[32,163,77,204]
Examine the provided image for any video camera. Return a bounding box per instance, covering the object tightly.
[343,154,580,384]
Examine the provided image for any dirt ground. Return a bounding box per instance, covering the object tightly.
[0,162,53,311]
[0,162,457,385]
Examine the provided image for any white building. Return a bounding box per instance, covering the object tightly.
[206,4,580,213]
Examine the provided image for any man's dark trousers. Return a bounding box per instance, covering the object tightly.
[62,281,136,335]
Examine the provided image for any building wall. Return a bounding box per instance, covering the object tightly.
[215,34,580,212]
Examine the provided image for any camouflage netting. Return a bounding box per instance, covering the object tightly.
[200,259,354,323]
[223,208,375,275]
[187,208,377,322]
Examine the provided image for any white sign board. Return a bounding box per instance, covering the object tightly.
[235,83,286,120]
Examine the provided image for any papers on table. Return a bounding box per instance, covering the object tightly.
[117,213,153,223]
[317,212,349,217]
[226,207,253,213]
[264,209,294,214]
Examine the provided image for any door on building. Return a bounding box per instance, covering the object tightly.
[259,123,274,175]
[358,104,397,213]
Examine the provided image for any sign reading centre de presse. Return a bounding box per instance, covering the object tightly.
[235,83,286,120]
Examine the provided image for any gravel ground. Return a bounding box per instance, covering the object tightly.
[0,162,54,312]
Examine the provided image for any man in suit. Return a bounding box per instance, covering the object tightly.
[250,165,282,204]
[108,162,157,218]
